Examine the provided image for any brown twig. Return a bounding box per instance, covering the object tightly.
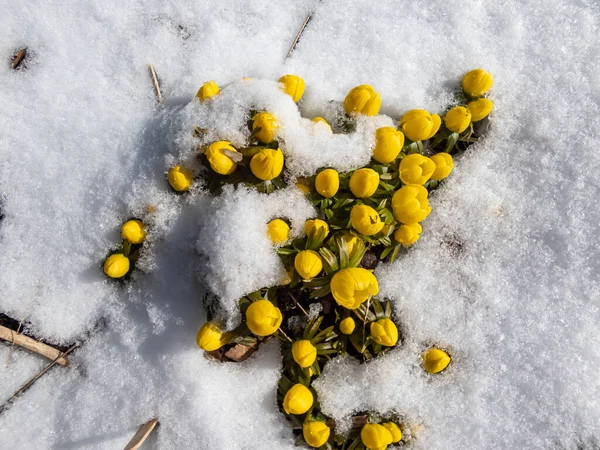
[11,48,27,70]
[124,418,159,450]
[0,325,69,366]
[148,64,162,103]
[286,15,312,59]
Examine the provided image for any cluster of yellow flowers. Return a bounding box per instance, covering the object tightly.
[103,219,147,279]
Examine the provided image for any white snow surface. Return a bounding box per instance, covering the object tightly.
[0,0,599,449]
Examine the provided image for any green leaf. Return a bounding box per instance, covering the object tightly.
[445,132,459,152]
[380,245,394,260]
[276,247,297,256]
[309,284,332,299]
[337,235,350,269]
[304,316,323,340]
[318,247,339,274]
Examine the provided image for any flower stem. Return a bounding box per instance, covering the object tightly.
[277,327,294,343]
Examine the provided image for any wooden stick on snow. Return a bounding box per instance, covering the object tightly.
[148,64,163,103]
[0,324,69,366]
[124,418,159,450]
[286,15,312,59]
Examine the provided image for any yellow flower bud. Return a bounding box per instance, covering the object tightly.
[283,383,313,415]
[103,253,130,278]
[267,219,289,244]
[196,321,227,351]
[168,166,193,192]
[422,348,451,374]
[296,182,311,195]
[444,106,471,133]
[350,204,384,236]
[245,299,282,337]
[312,117,332,131]
[315,168,339,198]
[361,423,393,450]
[400,109,441,141]
[339,317,356,335]
[205,141,239,175]
[250,148,284,181]
[278,74,305,102]
[121,220,146,244]
[391,185,432,224]
[330,267,379,309]
[252,112,278,144]
[393,223,422,245]
[467,98,494,122]
[373,127,404,163]
[370,318,399,346]
[303,420,331,448]
[292,340,317,368]
[196,80,220,101]
[382,422,402,443]
[349,168,380,198]
[294,250,323,280]
[399,154,435,185]
[344,84,381,116]
[341,232,360,258]
[462,68,493,97]
[305,219,329,239]
[430,153,454,181]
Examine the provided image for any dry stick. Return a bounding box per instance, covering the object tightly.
[123,417,159,450]
[289,293,310,317]
[285,15,312,59]
[148,64,162,103]
[11,48,27,70]
[0,325,69,366]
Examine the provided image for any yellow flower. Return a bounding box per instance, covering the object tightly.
[283,384,313,415]
[462,68,493,97]
[267,219,289,244]
[292,340,317,368]
[399,154,435,185]
[330,267,379,309]
[373,127,404,163]
[430,153,454,181]
[296,182,311,195]
[305,219,329,239]
[303,421,331,448]
[315,168,339,198]
[245,299,282,337]
[339,317,356,335]
[196,322,228,351]
[295,250,323,280]
[467,98,494,122]
[121,220,146,244]
[205,141,239,175]
[344,84,381,116]
[279,74,305,102]
[391,185,432,224]
[350,204,384,236]
[393,223,422,245]
[341,232,360,258]
[361,423,393,450]
[252,112,279,144]
[422,348,451,374]
[400,110,442,141]
[382,422,402,443]
[312,117,332,131]
[250,148,284,181]
[168,166,193,192]
[444,106,471,133]
[103,253,130,278]
[196,80,220,101]
[349,168,380,198]
[370,318,398,346]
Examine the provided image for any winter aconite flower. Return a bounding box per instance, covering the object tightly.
[279,74,305,102]
[303,421,331,448]
[292,340,317,368]
[205,141,239,175]
[305,219,329,239]
[283,384,313,415]
[344,85,381,116]
[422,348,451,374]
[245,299,282,337]
[370,318,399,346]
[121,220,146,244]
[430,153,454,181]
[382,422,402,443]
[394,223,422,245]
[400,109,441,142]
[361,423,393,450]
[467,98,494,122]
[103,253,130,278]
[252,112,278,144]
[196,322,228,351]
[330,267,379,309]
[373,127,404,163]
[349,168,380,198]
[392,185,432,224]
[250,148,284,180]
[312,117,332,131]
[196,80,219,101]
[444,106,472,133]
[339,317,356,335]
[267,219,289,244]
[295,250,323,280]
[462,68,493,97]
[315,168,339,198]
[168,166,193,191]
[399,154,435,185]
[350,204,384,236]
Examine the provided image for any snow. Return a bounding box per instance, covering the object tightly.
[0,0,599,449]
